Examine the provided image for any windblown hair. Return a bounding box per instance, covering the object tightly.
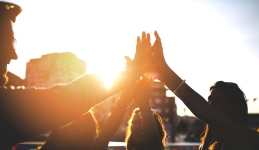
[200,81,248,150]
[125,108,167,150]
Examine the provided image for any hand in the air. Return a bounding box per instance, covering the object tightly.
[134,76,153,111]
[150,31,170,81]
[124,32,153,75]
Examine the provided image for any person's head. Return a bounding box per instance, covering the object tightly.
[0,2,21,85]
[125,108,167,150]
[208,81,248,125]
[201,81,248,149]
[41,112,99,150]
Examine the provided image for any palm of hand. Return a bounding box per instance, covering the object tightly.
[149,31,170,80]
[132,32,153,71]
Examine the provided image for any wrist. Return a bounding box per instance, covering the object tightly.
[139,105,151,114]
[134,65,147,74]
[158,65,172,81]
[161,67,182,87]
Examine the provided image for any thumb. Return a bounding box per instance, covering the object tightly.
[124,56,133,69]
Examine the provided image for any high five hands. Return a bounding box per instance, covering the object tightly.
[125,31,170,82]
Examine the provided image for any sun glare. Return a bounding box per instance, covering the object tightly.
[99,71,118,89]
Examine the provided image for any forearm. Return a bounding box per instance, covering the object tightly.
[108,67,143,95]
[0,85,91,140]
[92,104,129,150]
[0,67,142,146]
[162,68,259,143]
[0,70,138,147]
[97,105,128,141]
[161,68,213,122]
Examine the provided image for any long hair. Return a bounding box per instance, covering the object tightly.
[200,81,248,150]
[125,108,167,150]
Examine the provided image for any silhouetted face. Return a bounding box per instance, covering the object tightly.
[208,88,233,116]
[131,115,145,150]
[0,18,18,85]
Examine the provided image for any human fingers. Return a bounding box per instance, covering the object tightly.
[153,37,164,60]
[146,33,151,52]
[124,56,133,62]
[124,56,133,69]
[154,30,161,41]
[139,31,146,51]
[142,31,146,42]
[147,33,151,46]
[136,36,140,52]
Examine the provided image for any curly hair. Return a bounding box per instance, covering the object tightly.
[125,108,167,150]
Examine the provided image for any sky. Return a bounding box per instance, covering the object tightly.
[5,0,259,116]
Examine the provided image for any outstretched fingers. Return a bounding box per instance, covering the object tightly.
[136,36,141,53]
[153,31,164,59]
[154,30,161,41]
[146,33,151,49]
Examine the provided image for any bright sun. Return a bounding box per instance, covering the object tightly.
[99,72,118,88]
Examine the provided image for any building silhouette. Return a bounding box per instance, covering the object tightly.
[25,52,86,87]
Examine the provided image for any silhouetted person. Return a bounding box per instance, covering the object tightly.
[144,31,259,150]
[0,1,20,85]
[0,2,153,149]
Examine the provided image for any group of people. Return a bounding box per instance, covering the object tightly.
[0,1,259,150]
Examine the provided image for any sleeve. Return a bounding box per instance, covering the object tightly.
[0,74,112,148]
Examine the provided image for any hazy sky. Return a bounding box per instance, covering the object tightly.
[5,0,259,116]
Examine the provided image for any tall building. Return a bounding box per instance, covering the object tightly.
[25,52,86,87]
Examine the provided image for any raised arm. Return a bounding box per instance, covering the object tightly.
[134,76,164,150]
[151,31,259,149]
[91,82,139,150]
[92,33,153,149]
[0,33,153,148]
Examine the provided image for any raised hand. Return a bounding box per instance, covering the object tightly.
[133,76,164,150]
[151,31,170,81]
[134,76,152,113]
[124,32,153,76]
